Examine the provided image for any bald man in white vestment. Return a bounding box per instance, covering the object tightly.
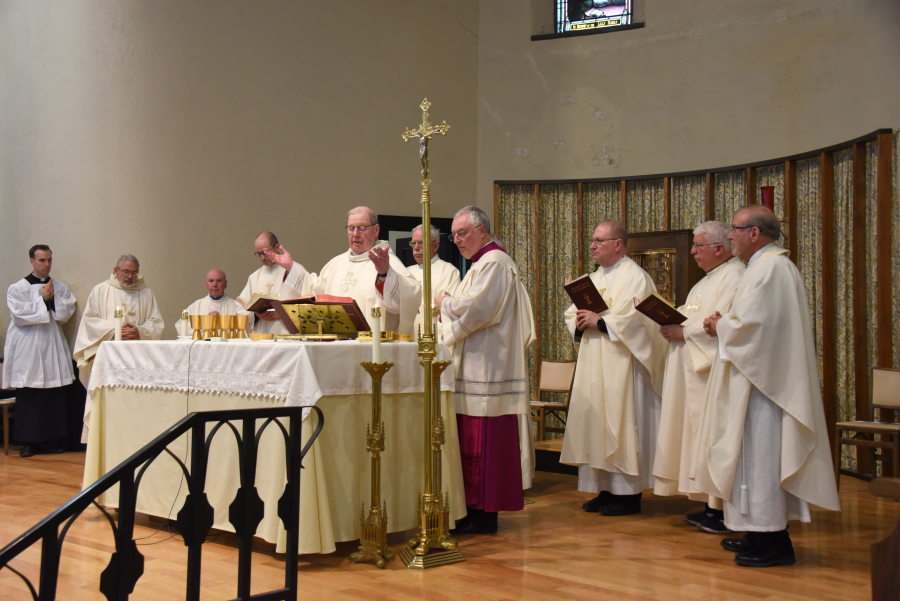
[693,206,840,567]
[559,220,668,516]
[407,224,460,342]
[237,232,315,335]
[436,206,535,535]
[309,207,420,335]
[73,254,165,375]
[651,221,744,534]
[3,245,77,457]
[182,269,248,336]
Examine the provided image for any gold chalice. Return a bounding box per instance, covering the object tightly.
[218,314,234,339]
[190,315,203,340]
[234,314,249,339]
[200,314,218,339]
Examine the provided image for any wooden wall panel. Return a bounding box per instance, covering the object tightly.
[785,160,798,264]
[852,144,872,473]
[876,133,894,368]
[534,184,542,382]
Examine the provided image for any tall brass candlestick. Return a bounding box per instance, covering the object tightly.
[349,361,394,568]
[399,98,464,569]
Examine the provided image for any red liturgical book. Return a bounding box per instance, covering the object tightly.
[634,293,687,326]
[564,275,609,313]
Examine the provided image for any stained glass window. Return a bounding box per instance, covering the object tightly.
[555,1,632,33]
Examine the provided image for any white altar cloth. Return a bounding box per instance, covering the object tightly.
[81,340,464,555]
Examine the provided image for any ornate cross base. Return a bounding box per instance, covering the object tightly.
[349,501,393,568]
[400,492,464,568]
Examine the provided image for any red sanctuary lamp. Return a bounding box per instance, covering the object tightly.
[760,186,775,211]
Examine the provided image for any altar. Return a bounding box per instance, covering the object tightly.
[80,339,466,555]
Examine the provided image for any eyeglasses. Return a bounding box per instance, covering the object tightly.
[410,240,424,248]
[253,248,272,258]
[346,224,376,234]
[118,269,139,277]
[691,242,720,249]
[590,238,620,246]
[449,225,483,244]
[730,225,754,233]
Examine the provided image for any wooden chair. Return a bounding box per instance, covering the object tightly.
[869,478,900,601]
[834,367,900,489]
[530,360,577,442]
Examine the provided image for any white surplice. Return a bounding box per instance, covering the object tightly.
[408,256,460,342]
[559,256,668,495]
[73,275,165,368]
[237,262,314,335]
[439,246,536,489]
[652,257,744,502]
[3,276,77,389]
[690,244,840,531]
[313,241,420,335]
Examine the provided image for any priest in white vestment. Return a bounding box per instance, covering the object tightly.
[181,269,249,336]
[73,254,165,376]
[237,232,315,335]
[692,206,840,568]
[3,245,77,457]
[560,220,668,516]
[309,207,420,335]
[435,206,536,535]
[407,223,460,342]
[651,221,745,534]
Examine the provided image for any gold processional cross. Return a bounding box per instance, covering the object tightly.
[402,99,450,191]
[341,273,357,292]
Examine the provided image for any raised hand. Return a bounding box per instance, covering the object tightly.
[368,246,390,275]
[263,244,293,272]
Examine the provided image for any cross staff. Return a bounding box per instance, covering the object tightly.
[402,98,450,191]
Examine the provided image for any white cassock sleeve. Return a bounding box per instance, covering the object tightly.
[280,262,314,298]
[376,257,421,333]
[8,286,51,326]
[440,261,508,348]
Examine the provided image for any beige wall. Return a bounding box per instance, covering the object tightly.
[477,0,900,208]
[0,1,478,350]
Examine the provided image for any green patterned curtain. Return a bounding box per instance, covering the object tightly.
[795,159,824,394]
[833,149,856,470]
[497,185,538,415]
[538,185,580,439]
[626,179,666,233]
[582,182,620,272]
[714,170,747,222]
[866,142,880,436]
[671,176,705,230]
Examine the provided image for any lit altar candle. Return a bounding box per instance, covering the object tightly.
[371,305,382,363]
[114,306,123,341]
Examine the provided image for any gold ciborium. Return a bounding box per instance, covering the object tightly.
[200,315,218,339]
[217,314,234,339]
[190,315,203,340]
[234,314,248,339]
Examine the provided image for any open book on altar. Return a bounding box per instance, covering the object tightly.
[634,292,687,326]
[564,274,609,313]
[271,294,371,336]
[238,293,278,313]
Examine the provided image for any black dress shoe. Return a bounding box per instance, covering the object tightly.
[735,547,796,567]
[480,511,498,534]
[582,491,613,513]
[19,446,35,458]
[450,520,485,536]
[695,513,731,534]
[721,535,754,553]
[43,447,66,455]
[599,493,641,516]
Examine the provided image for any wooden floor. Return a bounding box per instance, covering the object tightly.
[1,450,896,600]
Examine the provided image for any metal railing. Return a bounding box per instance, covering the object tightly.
[0,406,324,601]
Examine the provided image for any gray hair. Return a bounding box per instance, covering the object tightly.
[117,254,140,268]
[454,206,504,246]
[735,205,782,240]
[595,219,628,245]
[412,223,441,242]
[693,221,732,252]
[348,206,377,224]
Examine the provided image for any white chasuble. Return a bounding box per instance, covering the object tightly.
[3,277,77,389]
[73,275,165,368]
[690,245,840,530]
[181,295,249,337]
[409,257,460,342]
[652,257,744,500]
[559,256,668,495]
[313,241,421,335]
[237,262,314,335]
[439,248,537,489]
